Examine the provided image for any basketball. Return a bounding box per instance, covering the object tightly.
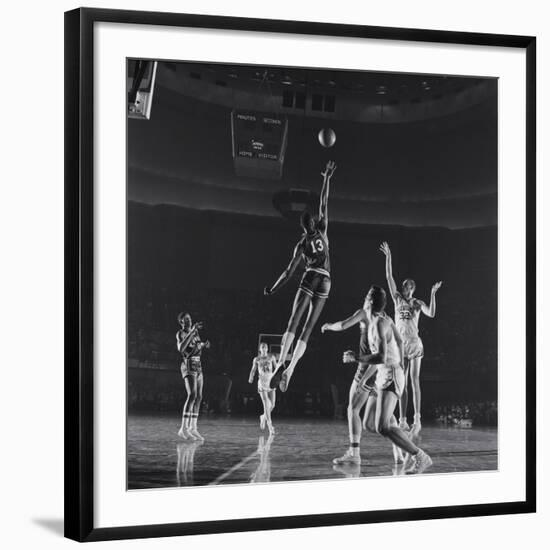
[318,128,336,148]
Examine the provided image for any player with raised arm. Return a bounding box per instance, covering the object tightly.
[323,286,432,474]
[176,312,210,441]
[264,160,336,392]
[248,342,278,434]
[321,290,401,467]
[379,241,442,434]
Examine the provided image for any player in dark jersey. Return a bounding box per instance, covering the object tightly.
[264,160,336,392]
[380,241,442,435]
[177,312,210,441]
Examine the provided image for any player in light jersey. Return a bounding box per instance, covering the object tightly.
[322,299,404,466]
[177,312,210,441]
[380,241,442,434]
[248,342,278,434]
[323,286,432,474]
[264,160,336,392]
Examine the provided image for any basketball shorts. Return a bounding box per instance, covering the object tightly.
[375,364,405,397]
[403,337,424,360]
[257,374,273,393]
[353,363,376,394]
[299,270,331,299]
[181,357,202,378]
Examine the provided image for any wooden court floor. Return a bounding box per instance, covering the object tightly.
[128,413,497,489]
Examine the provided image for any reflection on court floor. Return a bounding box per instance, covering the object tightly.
[128,414,497,490]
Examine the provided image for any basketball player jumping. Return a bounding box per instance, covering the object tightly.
[264,160,336,392]
[380,241,442,434]
[177,312,210,441]
[322,286,432,474]
[248,342,278,434]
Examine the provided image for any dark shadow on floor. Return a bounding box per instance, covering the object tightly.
[33,518,64,536]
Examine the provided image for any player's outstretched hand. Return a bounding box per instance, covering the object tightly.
[263,286,272,296]
[432,281,443,293]
[343,350,356,364]
[203,340,211,349]
[193,321,203,331]
[321,160,337,180]
[379,241,391,256]
[321,323,330,333]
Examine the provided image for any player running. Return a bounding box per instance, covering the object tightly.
[322,286,432,474]
[264,160,336,392]
[379,241,442,434]
[177,312,210,441]
[248,342,278,434]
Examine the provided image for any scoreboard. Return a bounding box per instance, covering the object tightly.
[231,110,288,180]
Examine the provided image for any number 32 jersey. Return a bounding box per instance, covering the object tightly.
[300,229,330,276]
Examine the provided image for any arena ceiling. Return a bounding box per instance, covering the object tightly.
[128,61,497,229]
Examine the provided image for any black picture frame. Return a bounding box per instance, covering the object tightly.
[65,7,536,542]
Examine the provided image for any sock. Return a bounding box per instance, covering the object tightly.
[185,414,193,430]
[350,441,360,456]
[279,332,295,364]
[181,413,190,430]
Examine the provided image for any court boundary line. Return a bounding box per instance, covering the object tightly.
[209,451,260,485]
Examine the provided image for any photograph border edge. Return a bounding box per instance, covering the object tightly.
[64,7,537,542]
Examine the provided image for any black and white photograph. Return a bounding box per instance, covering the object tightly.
[127,59,498,489]
[1,0,544,546]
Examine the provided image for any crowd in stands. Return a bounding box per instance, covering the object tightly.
[127,285,498,425]
[430,401,498,426]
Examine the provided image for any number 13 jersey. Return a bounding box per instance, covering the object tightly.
[301,229,330,276]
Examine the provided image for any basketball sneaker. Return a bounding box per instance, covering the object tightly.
[188,428,205,441]
[279,367,294,392]
[177,427,189,440]
[405,449,432,474]
[333,449,361,466]
[399,418,410,430]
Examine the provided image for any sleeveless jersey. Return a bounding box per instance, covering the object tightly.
[179,330,203,360]
[368,317,401,365]
[256,355,274,391]
[394,293,422,340]
[359,314,370,356]
[256,355,273,375]
[301,228,330,275]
